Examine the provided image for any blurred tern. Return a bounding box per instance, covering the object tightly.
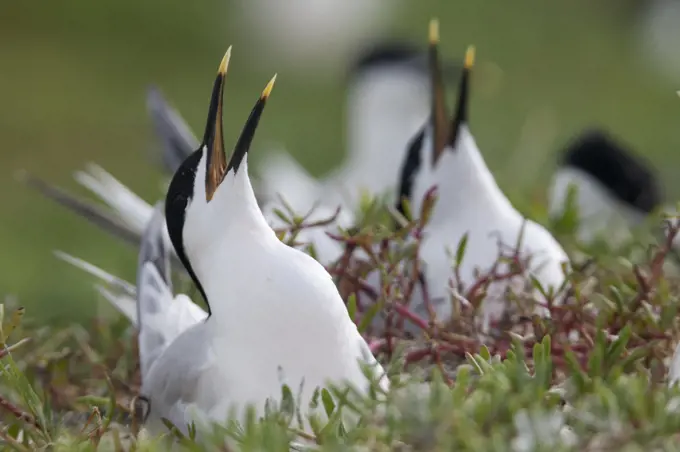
[141,50,386,435]
[398,21,569,326]
[323,42,459,207]
[257,41,461,216]
[548,129,664,247]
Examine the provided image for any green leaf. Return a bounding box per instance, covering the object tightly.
[346,294,357,323]
[357,300,383,334]
[321,389,335,417]
[455,233,469,267]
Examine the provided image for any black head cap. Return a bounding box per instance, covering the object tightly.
[560,129,663,213]
[347,39,462,86]
[349,41,422,78]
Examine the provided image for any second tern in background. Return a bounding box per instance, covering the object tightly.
[257,42,461,216]
[397,21,570,327]
[548,129,664,248]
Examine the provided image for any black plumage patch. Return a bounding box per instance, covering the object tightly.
[395,126,426,218]
[165,149,211,316]
[349,42,422,79]
[560,129,662,213]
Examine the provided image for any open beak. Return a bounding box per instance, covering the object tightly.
[429,18,449,166]
[202,47,277,202]
[448,45,475,149]
[203,48,232,202]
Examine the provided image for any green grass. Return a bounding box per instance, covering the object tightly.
[2,0,680,322]
[1,195,680,449]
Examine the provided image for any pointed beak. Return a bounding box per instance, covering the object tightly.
[448,45,475,149]
[429,18,449,165]
[203,48,232,202]
[225,74,277,176]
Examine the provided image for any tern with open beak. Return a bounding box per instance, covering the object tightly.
[129,49,388,436]
[255,41,462,266]
[396,20,570,329]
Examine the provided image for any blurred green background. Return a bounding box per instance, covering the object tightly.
[1,0,679,323]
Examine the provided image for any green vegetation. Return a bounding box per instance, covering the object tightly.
[0,193,680,449]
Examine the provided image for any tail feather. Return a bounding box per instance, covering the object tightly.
[19,172,141,247]
[146,85,199,174]
[94,284,139,328]
[54,250,136,295]
[53,250,138,323]
[74,163,154,235]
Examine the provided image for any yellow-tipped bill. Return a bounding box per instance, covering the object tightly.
[204,48,232,202]
[448,44,475,148]
[464,45,475,69]
[429,18,439,45]
[261,74,277,99]
[225,75,278,176]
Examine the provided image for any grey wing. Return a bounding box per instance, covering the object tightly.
[141,326,218,436]
[146,85,199,174]
[137,203,172,294]
[137,205,207,378]
[19,172,141,247]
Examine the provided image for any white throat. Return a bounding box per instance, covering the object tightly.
[183,155,277,318]
[414,125,516,227]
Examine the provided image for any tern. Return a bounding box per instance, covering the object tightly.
[548,129,664,248]
[132,49,386,435]
[396,21,570,327]
[257,42,461,216]
[254,42,461,266]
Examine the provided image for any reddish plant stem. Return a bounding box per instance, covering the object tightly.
[0,395,41,431]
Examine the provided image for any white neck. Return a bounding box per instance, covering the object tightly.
[343,68,429,189]
[184,159,279,319]
[417,126,516,226]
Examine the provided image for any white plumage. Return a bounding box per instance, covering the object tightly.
[147,52,387,435]
[400,34,569,329]
[413,127,569,325]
